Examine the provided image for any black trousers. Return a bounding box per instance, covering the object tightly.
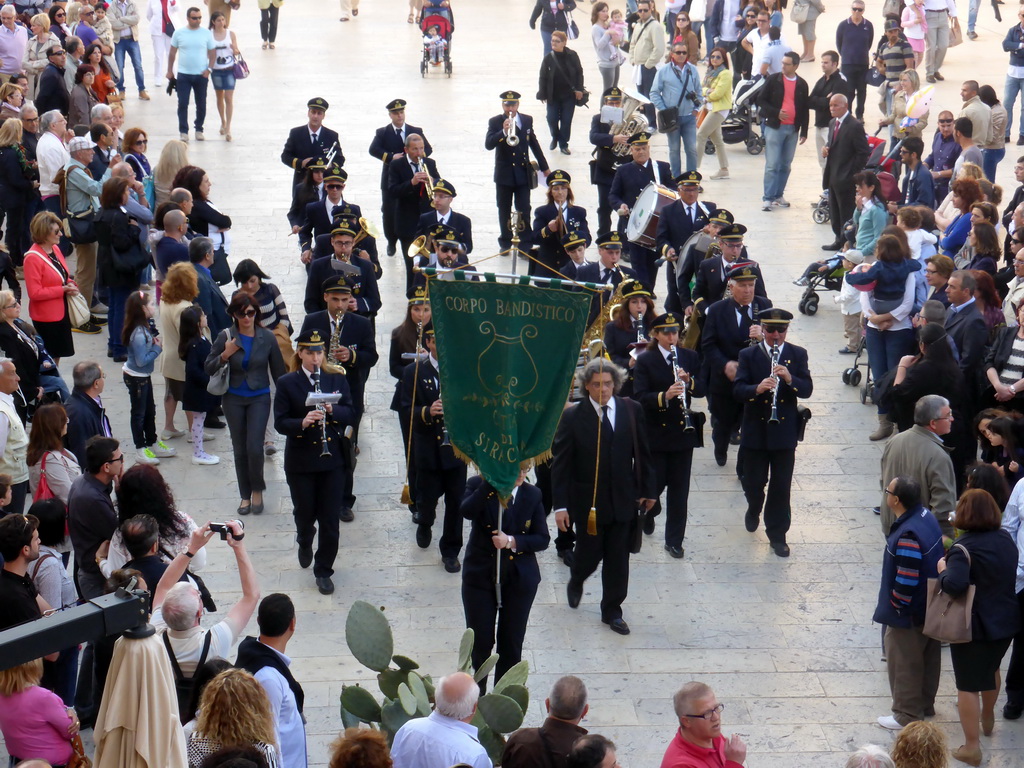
[570,517,632,621]
[399,234,417,297]
[842,65,869,121]
[288,468,345,578]
[709,389,743,455]
[1004,588,1024,705]
[663,261,682,313]
[496,183,532,247]
[741,447,795,543]
[596,181,613,235]
[828,181,856,242]
[650,449,693,547]
[462,571,538,690]
[417,463,467,558]
[381,189,397,247]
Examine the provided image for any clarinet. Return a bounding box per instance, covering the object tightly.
[768,342,781,425]
[670,349,695,433]
[747,304,760,346]
[311,367,331,457]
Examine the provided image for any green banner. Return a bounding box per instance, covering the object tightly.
[429,279,591,500]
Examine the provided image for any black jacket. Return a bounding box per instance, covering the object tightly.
[529,0,577,33]
[756,72,810,138]
[734,341,813,450]
[633,344,704,450]
[388,155,440,241]
[485,113,550,188]
[937,530,1022,641]
[273,368,354,474]
[281,124,342,185]
[808,72,852,128]
[65,389,111,467]
[35,63,68,117]
[299,311,377,410]
[823,114,871,189]
[417,209,474,254]
[368,123,431,191]
[95,206,147,288]
[0,146,34,212]
[537,49,584,101]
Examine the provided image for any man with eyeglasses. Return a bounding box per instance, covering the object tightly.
[299,164,362,265]
[693,223,766,305]
[75,4,101,49]
[389,133,440,296]
[756,51,809,211]
[650,44,701,178]
[924,110,961,200]
[1004,12,1024,145]
[304,222,381,318]
[166,6,216,142]
[0,5,28,84]
[662,681,746,767]
[34,46,69,118]
[628,0,664,125]
[835,2,873,121]
[889,137,936,212]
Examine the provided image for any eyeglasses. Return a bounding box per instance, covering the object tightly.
[883,488,896,496]
[237,309,257,318]
[925,267,939,273]
[938,119,953,124]
[2,301,18,309]
[763,326,787,334]
[135,138,147,145]
[745,13,756,17]
[325,183,343,190]
[23,116,38,122]
[674,50,687,55]
[82,11,94,16]
[683,704,725,720]
[107,455,125,465]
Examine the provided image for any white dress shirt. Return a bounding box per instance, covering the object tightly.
[389,711,490,768]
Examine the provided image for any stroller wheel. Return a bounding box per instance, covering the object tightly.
[842,368,853,385]
[798,297,808,315]
[804,295,819,316]
[849,368,862,386]
[860,381,873,405]
[812,207,829,225]
[704,139,715,155]
[746,136,764,155]
[420,60,426,77]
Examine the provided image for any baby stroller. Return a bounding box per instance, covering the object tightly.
[812,190,830,225]
[797,259,848,316]
[704,75,765,157]
[420,5,453,77]
[841,330,873,406]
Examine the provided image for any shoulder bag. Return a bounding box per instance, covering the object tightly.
[67,292,91,327]
[233,54,250,80]
[790,0,810,24]
[33,452,55,501]
[565,9,579,39]
[923,542,976,644]
[657,65,698,134]
[67,733,92,768]
[207,330,232,396]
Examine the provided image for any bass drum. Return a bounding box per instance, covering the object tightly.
[625,183,678,248]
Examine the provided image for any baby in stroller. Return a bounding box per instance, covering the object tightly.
[420,0,453,68]
[423,24,447,65]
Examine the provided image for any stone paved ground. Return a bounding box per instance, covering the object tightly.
[4,0,1024,765]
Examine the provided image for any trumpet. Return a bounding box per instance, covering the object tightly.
[670,349,695,432]
[768,342,781,424]
[311,367,331,457]
[504,111,519,146]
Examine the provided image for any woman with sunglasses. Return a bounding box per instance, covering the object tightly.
[122,126,152,184]
[205,292,286,517]
[23,212,76,367]
[731,6,758,80]
[696,46,732,180]
[47,6,71,46]
[669,11,698,61]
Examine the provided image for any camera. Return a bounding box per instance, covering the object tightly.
[209,521,243,540]
[687,91,699,105]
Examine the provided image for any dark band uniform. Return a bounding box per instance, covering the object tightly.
[368,99,433,252]
[298,167,362,255]
[655,173,716,312]
[390,289,429,518]
[310,224,380,273]
[398,324,467,563]
[733,309,813,555]
[460,475,549,685]
[485,90,550,249]
[589,87,628,235]
[273,329,356,590]
[558,229,590,280]
[416,179,473,254]
[388,151,441,294]
[412,225,478,293]
[674,208,732,310]
[609,134,672,289]
[530,170,591,275]
[693,224,767,305]
[701,264,773,467]
[632,313,704,555]
[602,278,650,398]
[286,157,326,230]
[281,97,343,188]
[304,224,382,317]
[575,231,638,325]
[552,391,654,628]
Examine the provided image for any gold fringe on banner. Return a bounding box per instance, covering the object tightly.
[587,507,597,536]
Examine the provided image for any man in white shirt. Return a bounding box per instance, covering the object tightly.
[390,672,491,768]
[0,359,29,515]
[236,594,307,768]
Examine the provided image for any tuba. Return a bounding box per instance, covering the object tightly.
[609,87,651,157]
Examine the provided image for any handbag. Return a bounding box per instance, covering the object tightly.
[657,106,679,133]
[948,19,963,47]
[565,10,579,39]
[790,0,809,23]
[207,331,231,396]
[232,55,250,80]
[65,209,96,244]
[33,452,55,502]
[210,245,232,286]
[67,292,90,327]
[866,67,886,87]
[68,733,92,768]
[923,543,976,644]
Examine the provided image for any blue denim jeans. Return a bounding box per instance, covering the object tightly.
[545,95,577,149]
[665,110,698,177]
[983,147,1006,183]
[865,326,915,414]
[1006,75,1024,138]
[762,123,798,202]
[968,0,978,32]
[114,38,145,92]
[123,372,156,448]
[175,72,209,134]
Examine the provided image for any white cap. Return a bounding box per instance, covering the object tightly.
[67,136,96,153]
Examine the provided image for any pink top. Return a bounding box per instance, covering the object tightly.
[661,730,744,768]
[0,685,75,765]
[780,76,797,126]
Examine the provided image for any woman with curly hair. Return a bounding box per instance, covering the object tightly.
[98,463,206,575]
[891,720,947,768]
[186,668,280,768]
[329,728,391,768]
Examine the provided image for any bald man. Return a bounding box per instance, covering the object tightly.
[821,93,870,250]
[155,208,190,277]
[390,672,490,768]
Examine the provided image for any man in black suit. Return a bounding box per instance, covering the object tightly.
[299,277,378,448]
[609,133,672,291]
[733,309,813,557]
[298,166,362,264]
[281,97,343,188]
[485,90,550,250]
[389,133,440,296]
[632,313,703,559]
[944,270,989,410]
[416,178,473,256]
[673,208,734,315]
[654,171,716,311]
[274,329,356,595]
[821,93,870,250]
[701,264,773,468]
[304,224,381,318]
[575,231,638,325]
[369,99,433,257]
[693,223,767,306]
[589,87,629,235]
[558,230,591,280]
[531,170,591,276]
[310,213,379,273]
[460,467,549,688]
[552,359,655,635]
[398,323,467,573]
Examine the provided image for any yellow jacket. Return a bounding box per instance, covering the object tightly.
[704,68,733,113]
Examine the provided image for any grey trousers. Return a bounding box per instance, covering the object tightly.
[223,392,271,498]
[924,10,950,77]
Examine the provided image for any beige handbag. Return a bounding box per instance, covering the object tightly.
[923,543,975,644]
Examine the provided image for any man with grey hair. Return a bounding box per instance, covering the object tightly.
[944,270,989,392]
[36,110,69,227]
[90,103,114,129]
[879,394,956,537]
[189,235,230,336]
[151,519,257,679]
[0,5,28,83]
[662,681,746,766]
[65,361,113,466]
[390,671,490,768]
[503,675,589,768]
[845,745,895,768]
[0,359,28,515]
[552,358,655,635]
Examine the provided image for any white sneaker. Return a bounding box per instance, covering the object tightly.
[710,169,729,180]
[91,302,109,316]
[150,440,177,458]
[191,452,220,465]
[161,428,186,440]
[195,132,205,141]
[762,201,773,211]
[136,447,160,465]
[877,716,904,730]
[179,132,189,142]
[774,197,791,208]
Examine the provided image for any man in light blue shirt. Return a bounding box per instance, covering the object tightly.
[650,43,701,177]
[166,6,215,142]
[391,672,491,768]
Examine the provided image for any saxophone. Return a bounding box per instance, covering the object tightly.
[324,312,346,375]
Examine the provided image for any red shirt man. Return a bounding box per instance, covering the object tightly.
[660,682,746,768]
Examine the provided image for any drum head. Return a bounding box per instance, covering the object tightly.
[626,183,659,241]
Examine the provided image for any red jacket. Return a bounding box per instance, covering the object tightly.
[24,244,73,323]
[661,731,744,768]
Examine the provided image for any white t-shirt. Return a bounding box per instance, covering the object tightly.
[152,606,241,677]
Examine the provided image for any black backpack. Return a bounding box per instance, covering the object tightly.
[162,630,213,724]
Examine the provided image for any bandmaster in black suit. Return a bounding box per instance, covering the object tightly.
[388,133,440,296]
[485,90,550,250]
[460,470,549,689]
[281,97,343,188]
[552,358,655,636]
[632,313,704,559]
[274,329,357,595]
[733,309,813,558]
[655,171,716,312]
[821,94,870,250]
[531,170,591,276]
[416,178,473,256]
[369,99,433,256]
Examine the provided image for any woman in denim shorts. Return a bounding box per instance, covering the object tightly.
[209,11,241,141]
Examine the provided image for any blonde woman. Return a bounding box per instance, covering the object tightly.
[159,262,200,439]
[186,668,281,768]
[153,139,190,206]
[0,658,79,767]
[23,14,60,99]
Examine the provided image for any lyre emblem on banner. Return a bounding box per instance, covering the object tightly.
[477,322,539,398]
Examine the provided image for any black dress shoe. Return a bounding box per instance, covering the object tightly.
[205,417,226,429]
[821,241,843,251]
[549,139,557,150]
[298,544,313,568]
[664,543,685,559]
[386,243,397,256]
[316,576,335,594]
[558,549,574,567]
[744,509,760,532]
[416,524,431,549]
[729,430,741,446]
[340,507,354,522]
[1004,702,1024,720]
[567,581,582,608]
[643,510,656,535]
[604,617,631,635]
[443,556,461,573]
[771,541,791,557]
[714,448,727,467]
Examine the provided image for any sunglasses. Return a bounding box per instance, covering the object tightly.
[237,309,257,318]
[763,326,787,334]
[326,183,344,190]
[135,139,147,145]
[938,119,953,124]
[55,11,66,16]
[439,245,458,253]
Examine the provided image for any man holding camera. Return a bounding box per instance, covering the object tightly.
[649,42,702,179]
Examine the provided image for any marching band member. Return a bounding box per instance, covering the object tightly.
[632,312,704,559]
[558,230,591,280]
[274,329,355,594]
[389,133,440,296]
[602,278,655,398]
[589,87,629,235]
[693,223,767,306]
[298,165,362,265]
[281,97,343,188]
[390,288,431,522]
[286,157,326,234]
[411,225,477,293]
[654,171,716,312]
[673,208,734,315]
[576,231,637,325]
[733,308,813,558]
[304,223,381,318]
[416,178,473,255]
[531,170,591,276]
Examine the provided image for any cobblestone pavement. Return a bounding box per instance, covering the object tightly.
[4,0,1024,765]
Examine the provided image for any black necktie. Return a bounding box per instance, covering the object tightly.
[601,405,614,433]
[740,304,752,330]
[311,132,319,146]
